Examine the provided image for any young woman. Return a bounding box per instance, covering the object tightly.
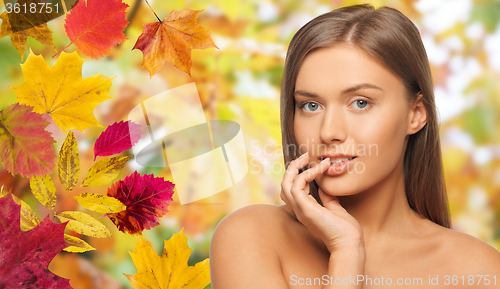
[209,4,500,288]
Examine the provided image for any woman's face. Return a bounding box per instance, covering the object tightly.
[293,43,417,196]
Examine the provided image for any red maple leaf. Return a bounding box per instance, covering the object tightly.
[0,103,57,178]
[106,171,175,235]
[94,120,142,160]
[0,196,71,288]
[58,0,129,59]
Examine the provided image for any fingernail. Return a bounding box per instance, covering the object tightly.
[298,152,309,159]
[321,157,330,164]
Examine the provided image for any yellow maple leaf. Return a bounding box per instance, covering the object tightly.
[0,11,56,61]
[132,10,218,78]
[125,229,210,289]
[11,50,114,133]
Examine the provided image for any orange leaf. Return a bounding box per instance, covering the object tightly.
[60,0,129,59]
[132,10,218,78]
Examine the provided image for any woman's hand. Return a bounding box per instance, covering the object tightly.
[280,152,365,254]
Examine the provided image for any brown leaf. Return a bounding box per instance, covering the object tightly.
[0,11,56,61]
[132,10,218,77]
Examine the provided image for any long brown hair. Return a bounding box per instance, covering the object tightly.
[280,4,451,228]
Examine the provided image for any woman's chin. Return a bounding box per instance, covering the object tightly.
[317,186,359,197]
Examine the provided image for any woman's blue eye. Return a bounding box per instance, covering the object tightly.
[353,100,369,109]
[299,100,369,112]
[303,102,320,112]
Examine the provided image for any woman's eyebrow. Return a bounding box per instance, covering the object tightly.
[294,83,383,98]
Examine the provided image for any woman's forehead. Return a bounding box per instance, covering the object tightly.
[295,44,404,95]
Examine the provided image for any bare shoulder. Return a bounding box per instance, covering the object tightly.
[211,204,290,240]
[210,204,292,256]
[434,225,500,273]
[216,203,289,226]
[209,204,291,289]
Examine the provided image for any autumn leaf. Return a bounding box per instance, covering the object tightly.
[74,192,126,214]
[0,103,57,178]
[58,131,80,192]
[132,9,218,78]
[29,174,57,210]
[106,171,175,235]
[125,229,210,288]
[64,234,96,253]
[12,50,114,133]
[81,155,132,187]
[0,195,71,288]
[11,194,41,231]
[59,0,129,59]
[94,120,142,160]
[2,0,64,33]
[0,8,56,61]
[10,193,94,253]
[56,211,112,238]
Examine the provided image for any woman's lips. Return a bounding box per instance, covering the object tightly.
[324,156,357,176]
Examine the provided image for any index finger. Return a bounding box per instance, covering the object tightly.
[290,157,331,191]
[283,152,310,185]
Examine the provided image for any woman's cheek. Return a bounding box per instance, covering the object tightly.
[295,124,321,147]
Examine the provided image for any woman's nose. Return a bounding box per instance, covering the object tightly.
[319,107,347,144]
